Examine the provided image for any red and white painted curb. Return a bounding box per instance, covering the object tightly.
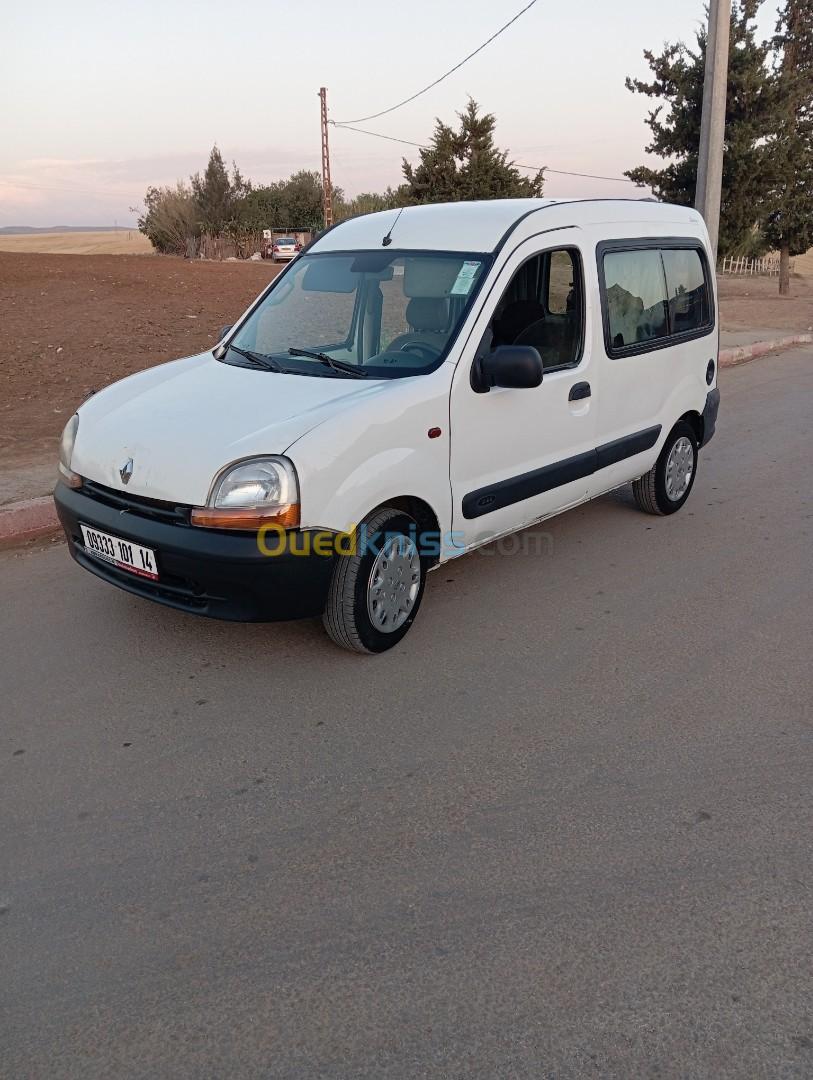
[0,495,59,547]
[719,332,812,367]
[0,333,810,548]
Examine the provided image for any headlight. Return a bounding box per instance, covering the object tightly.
[190,456,300,529]
[58,414,82,488]
[212,457,297,509]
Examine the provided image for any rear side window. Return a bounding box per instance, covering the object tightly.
[603,249,669,350]
[600,242,713,357]
[662,248,710,334]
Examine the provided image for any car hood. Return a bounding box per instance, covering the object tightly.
[72,351,381,505]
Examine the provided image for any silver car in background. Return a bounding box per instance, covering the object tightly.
[269,237,301,262]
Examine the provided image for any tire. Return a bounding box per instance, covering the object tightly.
[322,507,427,654]
[632,421,698,516]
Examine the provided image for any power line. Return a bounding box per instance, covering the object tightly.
[332,124,424,149]
[0,178,141,199]
[542,166,635,184]
[332,0,539,125]
[331,122,636,185]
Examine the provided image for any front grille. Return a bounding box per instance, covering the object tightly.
[81,479,192,526]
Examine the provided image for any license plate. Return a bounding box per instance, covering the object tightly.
[80,524,159,581]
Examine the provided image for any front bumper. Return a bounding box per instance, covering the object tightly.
[54,481,335,622]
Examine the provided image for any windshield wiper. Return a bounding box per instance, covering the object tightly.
[288,348,368,378]
[227,344,284,372]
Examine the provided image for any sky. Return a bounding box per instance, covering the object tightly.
[1,0,781,227]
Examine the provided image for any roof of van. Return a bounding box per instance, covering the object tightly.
[309,198,706,255]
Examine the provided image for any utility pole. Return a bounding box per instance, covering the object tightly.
[319,87,334,230]
[695,0,731,263]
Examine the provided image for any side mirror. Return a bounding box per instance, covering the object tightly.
[219,324,234,342]
[471,345,543,393]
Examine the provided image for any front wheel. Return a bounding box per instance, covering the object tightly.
[632,421,698,515]
[322,507,427,653]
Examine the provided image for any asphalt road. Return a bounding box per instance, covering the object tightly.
[2,348,812,1080]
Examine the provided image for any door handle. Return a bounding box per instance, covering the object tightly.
[569,381,591,402]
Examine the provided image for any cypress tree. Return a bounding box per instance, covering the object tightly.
[191,146,234,234]
[763,0,813,294]
[401,99,544,204]
[624,1,776,256]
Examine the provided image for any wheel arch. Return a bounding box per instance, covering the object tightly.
[675,410,704,447]
[368,495,442,568]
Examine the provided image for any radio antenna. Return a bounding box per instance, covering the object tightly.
[382,207,405,247]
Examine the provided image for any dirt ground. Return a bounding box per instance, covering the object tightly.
[1,253,281,470]
[1,251,811,478]
[717,272,813,333]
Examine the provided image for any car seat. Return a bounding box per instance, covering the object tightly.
[387,297,450,353]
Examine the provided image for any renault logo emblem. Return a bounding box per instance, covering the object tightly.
[119,457,134,485]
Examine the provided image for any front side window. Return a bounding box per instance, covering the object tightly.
[485,247,583,370]
[225,250,488,379]
[548,249,577,315]
[603,249,668,350]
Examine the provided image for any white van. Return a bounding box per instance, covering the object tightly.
[55,198,720,653]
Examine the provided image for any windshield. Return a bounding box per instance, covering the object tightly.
[225,249,489,378]
[275,238,295,246]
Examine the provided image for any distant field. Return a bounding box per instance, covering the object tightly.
[0,230,153,255]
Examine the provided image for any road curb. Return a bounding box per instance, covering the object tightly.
[0,496,60,548]
[719,333,812,367]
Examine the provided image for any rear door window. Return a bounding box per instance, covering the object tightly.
[662,248,711,334]
[603,249,668,350]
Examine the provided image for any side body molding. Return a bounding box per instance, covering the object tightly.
[462,425,661,520]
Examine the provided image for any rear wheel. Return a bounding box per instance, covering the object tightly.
[322,507,427,653]
[632,421,698,515]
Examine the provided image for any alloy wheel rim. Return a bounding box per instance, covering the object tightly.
[367,534,421,633]
[665,436,694,501]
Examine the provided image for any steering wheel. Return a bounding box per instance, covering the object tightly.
[398,341,442,361]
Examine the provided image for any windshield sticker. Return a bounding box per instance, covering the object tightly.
[450,261,480,295]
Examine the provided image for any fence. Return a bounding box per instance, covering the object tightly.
[719,254,794,276]
[190,231,265,260]
[184,229,315,261]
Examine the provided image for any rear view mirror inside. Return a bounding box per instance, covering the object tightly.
[349,252,396,275]
[302,257,358,293]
